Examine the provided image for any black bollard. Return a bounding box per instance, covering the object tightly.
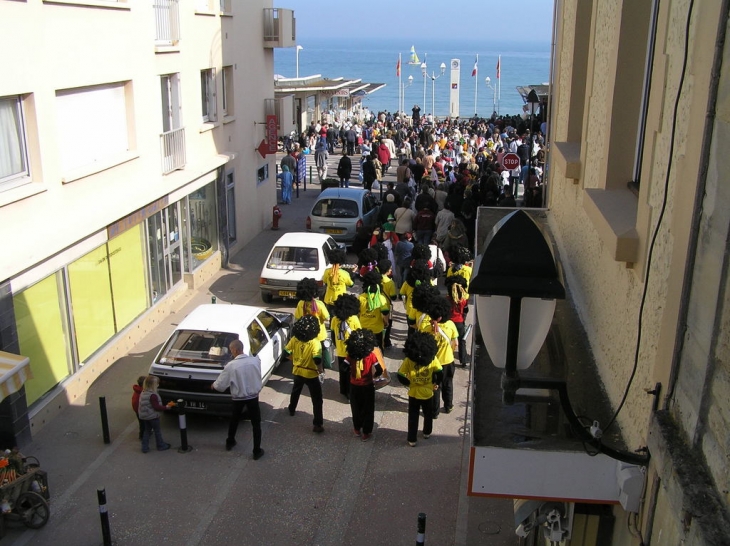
[211,295,217,304]
[97,488,112,546]
[416,512,426,546]
[99,397,110,445]
[177,400,193,453]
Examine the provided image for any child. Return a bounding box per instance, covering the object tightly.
[345,329,383,442]
[331,294,362,400]
[445,244,473,291]
[322,248,354,310]
[397,331,443,447]
[138,375,172,453]
[295,278,330,344]
[419,297,459,417]
[444,275,470,367]
[285,315,325,433]
[358,270,390,351]
[377,259,397,348]
[400,260,434,339]
[131,376,145,440]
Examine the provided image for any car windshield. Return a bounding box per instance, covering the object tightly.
[157,330,239,367]
[266,246,319,270]
[312,198,359,218]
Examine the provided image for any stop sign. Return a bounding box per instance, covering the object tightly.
[502,153,520,170]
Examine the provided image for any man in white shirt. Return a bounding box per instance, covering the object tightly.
[212,339,264,459]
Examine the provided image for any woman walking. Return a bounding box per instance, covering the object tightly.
[345,329,383,441]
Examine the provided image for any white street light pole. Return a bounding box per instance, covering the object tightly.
[431,62,446,121]
[421,62,427,114]
[402,75,414,118]
[296,45,303,78]
[486,77,496,117]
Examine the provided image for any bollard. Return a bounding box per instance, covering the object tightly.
[211,295,217,304]
[416,512,426,546]
[176,400,193,453]
[99,397,110,445]
[296,178,300,198]
[97,488,112,546]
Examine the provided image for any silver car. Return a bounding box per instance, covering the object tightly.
[306,188,380,250]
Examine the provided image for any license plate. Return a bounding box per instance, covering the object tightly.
[185,401,207,410]
[279,290,297,298]
[325,228,344,234]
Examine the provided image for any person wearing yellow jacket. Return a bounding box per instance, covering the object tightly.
[322,248,353,309]
[418,296,459,418]
[285,316,325,433]
[358,270,390,351]
[294,277,330,342]
[397,331,443,447]
[330,294,361,400]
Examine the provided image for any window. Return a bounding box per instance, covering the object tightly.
[56,83,129,175]
[219,0,231,13]
[225,172,236,243]
[0,95,29,191]
[161,73,182,132]
[222,66,233,117]
[200,68,216,123]
[257,164,268,184]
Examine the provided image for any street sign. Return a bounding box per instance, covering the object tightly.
[256,139,271,158]
[502,153,520,170]
[266,115,278,154]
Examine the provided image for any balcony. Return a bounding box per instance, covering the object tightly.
[263,8,295,48]
[160,127,186,174]
[154,0,180,46]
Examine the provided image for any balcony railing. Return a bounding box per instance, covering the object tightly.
[160,127,186,174]
[263,8,295,48]
[154,0,180,46]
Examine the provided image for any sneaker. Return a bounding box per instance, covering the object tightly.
[288,407,296,416]
[423,433,430,439]
[253,449,265,461]
[313,425,325,433]
[361,433,372,442]
[142,448,149,454]
[432,413,439,420]
[444,406,454,414]
[157,443,171,451]
[353,428,361,437]
[226,439,237,451]
[408,441,417,447]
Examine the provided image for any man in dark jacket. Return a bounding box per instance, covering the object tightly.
[337,152,352,188]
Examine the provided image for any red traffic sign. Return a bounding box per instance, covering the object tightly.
[502,153,520,170]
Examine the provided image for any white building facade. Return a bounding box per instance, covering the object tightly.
[0,0,295,444]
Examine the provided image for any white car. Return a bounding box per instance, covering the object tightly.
[259,232,342,303]
[149,304,292,414]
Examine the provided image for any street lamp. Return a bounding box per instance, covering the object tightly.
[295,45,303,78]
[420,62,427,115]
[485,77,496,117]
[402,75,414,116]
[430,62,446,121]
[470,210,649,466]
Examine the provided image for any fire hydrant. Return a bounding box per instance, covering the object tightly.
[272,205,282,230]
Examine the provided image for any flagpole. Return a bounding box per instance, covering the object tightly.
[497,54,501,115]
[398,53,402,115]
[474,54,479,116]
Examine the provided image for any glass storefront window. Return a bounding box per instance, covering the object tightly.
[187,182,218,270]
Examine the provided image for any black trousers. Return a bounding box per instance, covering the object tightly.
[289,375,324,426]
[228,397,262,453]
[407,396,434,443]
[350,384,376,434]
[431,364,454,415]
[338,356,350,397]
[454,321,468,365]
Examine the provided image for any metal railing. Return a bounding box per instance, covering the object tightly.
[263,8,281,42]
[160,127,186,174]
[154,0,180,45]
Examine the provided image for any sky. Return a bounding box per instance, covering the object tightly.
[280,0,555,43]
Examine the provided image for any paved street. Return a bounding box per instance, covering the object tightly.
[2,149,515,545]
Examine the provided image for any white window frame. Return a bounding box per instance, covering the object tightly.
[200,68,217,123]
[0,95,30,191]
[161,73,183,132]
[221,65,233,118]
[56,82,131,179]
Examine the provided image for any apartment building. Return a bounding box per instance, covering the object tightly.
[545,0,730,544]
[0,0,295,446]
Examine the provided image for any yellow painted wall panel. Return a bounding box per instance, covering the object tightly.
[108,225,148,330]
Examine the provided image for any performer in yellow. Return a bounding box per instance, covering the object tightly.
[294,277,330,342]
[358,270,390,351]
[330,294,361,400]
[322,248,353,308]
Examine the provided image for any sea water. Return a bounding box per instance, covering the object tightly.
[274,37,550,118]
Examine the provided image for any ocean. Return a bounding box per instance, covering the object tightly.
[274,38,551,118]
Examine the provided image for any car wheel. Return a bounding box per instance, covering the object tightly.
[261,291,273,304]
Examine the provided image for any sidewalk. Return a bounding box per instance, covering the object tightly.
[3,150,515,546]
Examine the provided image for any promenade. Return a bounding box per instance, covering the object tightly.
[2,149,515,545]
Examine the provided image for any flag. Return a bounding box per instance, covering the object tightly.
[396,54,401,77]
[471,55,478,77]
[496,56,501,79]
